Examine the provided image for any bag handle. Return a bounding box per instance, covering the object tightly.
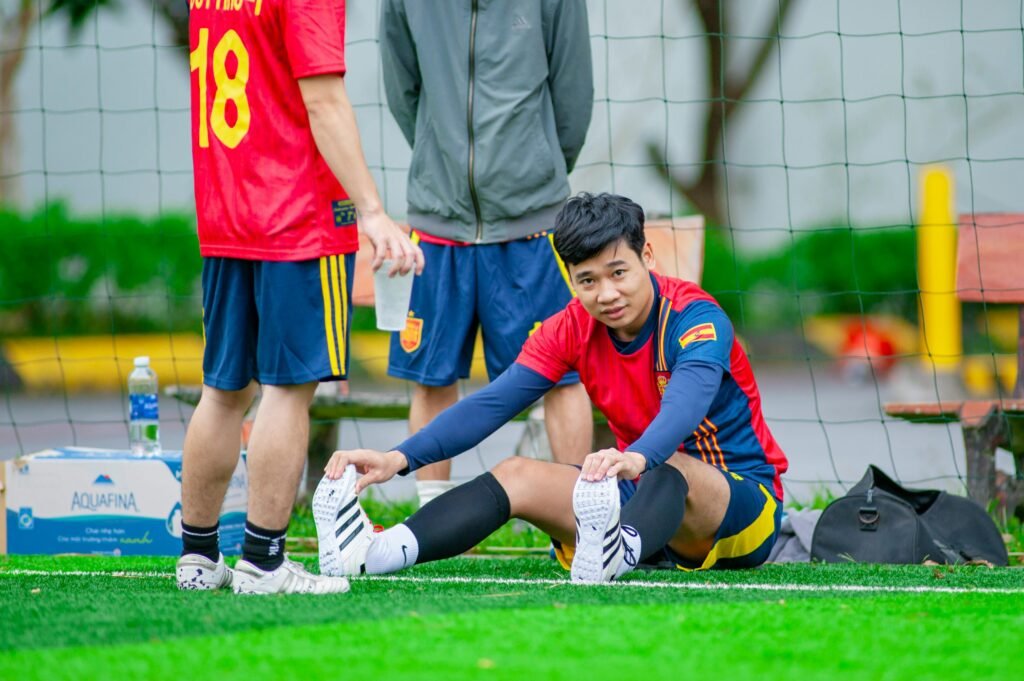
[858,488,879,531]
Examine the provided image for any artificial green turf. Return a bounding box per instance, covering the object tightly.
[1,556,1023,680]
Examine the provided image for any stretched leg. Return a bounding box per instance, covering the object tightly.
[410,382,459,505]
[543,382,593,465]
[364,457,579,573]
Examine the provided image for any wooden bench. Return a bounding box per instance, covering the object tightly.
[885,213,1024,517]
[169,217,706,490]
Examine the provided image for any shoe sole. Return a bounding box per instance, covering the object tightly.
[312,465,359,577]
[570,476,620,583]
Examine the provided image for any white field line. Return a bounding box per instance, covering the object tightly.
[2,569,1023,595]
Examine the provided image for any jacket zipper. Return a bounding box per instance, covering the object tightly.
[467,0,483,241]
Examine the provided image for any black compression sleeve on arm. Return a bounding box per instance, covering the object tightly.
[403,472,511,564]
[628,361,723,470]
[395,364,555,472]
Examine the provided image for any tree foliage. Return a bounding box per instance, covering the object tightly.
[46,0,121,37]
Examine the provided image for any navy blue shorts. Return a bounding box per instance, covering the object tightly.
[201,254,355,389]
[668,470,782,571]
[387,232,580,386]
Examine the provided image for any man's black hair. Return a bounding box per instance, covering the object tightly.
[552,192,646,266]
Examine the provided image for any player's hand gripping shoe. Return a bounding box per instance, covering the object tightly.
[313,464,374,576]
[570,475,624,583]
[232,558,350,595]
[176,553,233,591]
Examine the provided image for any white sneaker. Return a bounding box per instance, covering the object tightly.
[570,475,623,583]
[232,558,350,595]
[312,464,374,576]
[176,553,233,591]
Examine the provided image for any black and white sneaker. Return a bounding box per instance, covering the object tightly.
[233,558,349,595]
[176,552,233,591]
[312,465,374,577]
[570,475,623,583]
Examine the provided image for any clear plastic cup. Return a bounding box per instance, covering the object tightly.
[373,260,415,331]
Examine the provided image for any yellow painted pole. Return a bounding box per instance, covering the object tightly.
[917,166,961,370]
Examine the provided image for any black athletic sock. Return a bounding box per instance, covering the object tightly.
[620,464,689,562]
[403,472,511,564]
[181,521,220,562]
[242,521,287,571]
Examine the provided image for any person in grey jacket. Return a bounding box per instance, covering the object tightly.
[380,0,595,506]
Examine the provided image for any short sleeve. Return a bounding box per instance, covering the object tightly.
[667,301,734,372]
[515,309,580,383]
[283,0,347,79]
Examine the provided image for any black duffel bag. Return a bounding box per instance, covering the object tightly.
[810,465,1008,566]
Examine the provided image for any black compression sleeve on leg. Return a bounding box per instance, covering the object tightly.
[403,472,511,564]
[620,464,689,562]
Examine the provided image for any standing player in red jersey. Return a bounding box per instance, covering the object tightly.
[176,0,423,596]
[313,193,788,582]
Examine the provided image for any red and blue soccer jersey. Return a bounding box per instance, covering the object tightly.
[189,0,358,261]
[518,273,788,499]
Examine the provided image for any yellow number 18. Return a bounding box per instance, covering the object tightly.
[190,28,251,149]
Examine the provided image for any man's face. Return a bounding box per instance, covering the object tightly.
[568,239,656,340]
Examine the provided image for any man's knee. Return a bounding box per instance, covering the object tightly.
[490,456,555,500]
[201,382,258,413]
[261,381,317,406]
[413,382,459,403]
[490,456,568,518]
[543,381,586,406]
[666,452,724,486]
[490,455,534,485]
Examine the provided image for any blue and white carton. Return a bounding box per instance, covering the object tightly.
[0,447,247,556]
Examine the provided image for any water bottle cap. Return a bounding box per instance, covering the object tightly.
[133,356,150,367]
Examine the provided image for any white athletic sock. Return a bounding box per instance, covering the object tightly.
[416,479,457,508]
[365,523,419,574]
[615,525,642,579]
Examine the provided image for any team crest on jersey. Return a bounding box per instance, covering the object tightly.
[400,315,423,353]
[332,199,357,227]
[678,322,717,350]
[655,373,670,396]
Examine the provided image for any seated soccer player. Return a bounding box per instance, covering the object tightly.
[313,192,789,582]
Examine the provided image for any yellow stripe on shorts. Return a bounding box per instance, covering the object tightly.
[553,542,574,571]
[677,484,778,571]
[337,254,349,372]
[321,257,340,376]
[329,256,345,376]
[547,232,576,298]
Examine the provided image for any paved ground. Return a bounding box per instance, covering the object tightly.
[1,359,1005,506]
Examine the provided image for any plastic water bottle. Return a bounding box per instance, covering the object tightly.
[128,356,160,456]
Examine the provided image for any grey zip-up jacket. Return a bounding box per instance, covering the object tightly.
[380,0,593,243]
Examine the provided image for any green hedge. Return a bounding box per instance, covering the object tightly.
[702,224,918,330]
[0,205,919,336]
[0,204,203,336]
